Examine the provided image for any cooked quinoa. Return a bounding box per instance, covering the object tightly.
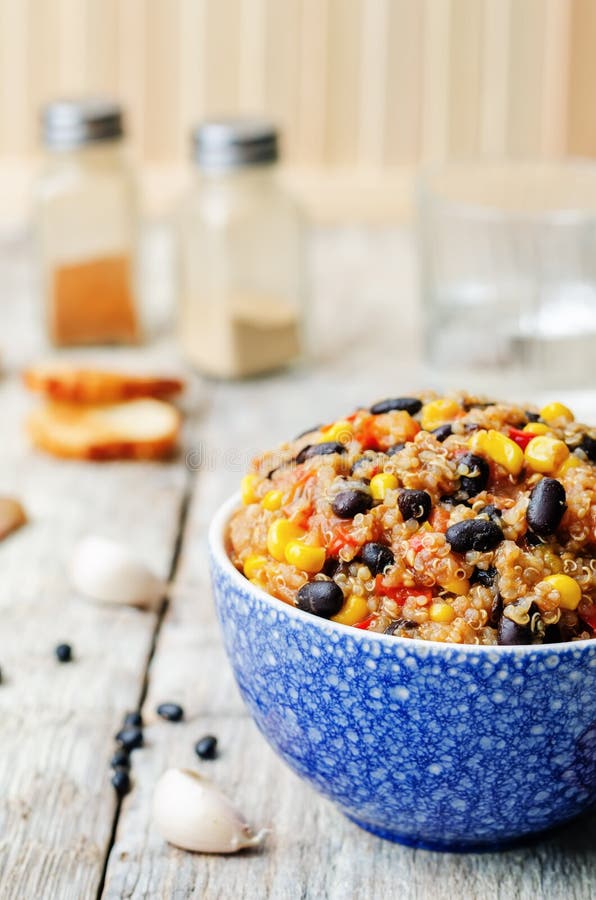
[227,392,596,645]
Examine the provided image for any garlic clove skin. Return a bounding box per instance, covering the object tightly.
[69,535,165,609]
[152,768,267,854]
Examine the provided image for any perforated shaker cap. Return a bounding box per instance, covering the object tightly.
[192,118,279,170]
[42,98,124,149]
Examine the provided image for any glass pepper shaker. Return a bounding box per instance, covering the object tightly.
[177,118,306,378]
[35,98,140,346]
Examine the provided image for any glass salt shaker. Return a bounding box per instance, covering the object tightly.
[35,98,140,346]
[177,118,306,378]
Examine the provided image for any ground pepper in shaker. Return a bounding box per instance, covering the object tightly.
[35,98,140,346]
[177,118,305,378]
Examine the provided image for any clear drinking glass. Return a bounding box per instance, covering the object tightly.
[417,162,596,390]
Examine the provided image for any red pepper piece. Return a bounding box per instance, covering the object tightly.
[508,427,535,451]
[580,607,596,633]
[354,614,376,630]
[327,524,360,555]
[374,576,431,605]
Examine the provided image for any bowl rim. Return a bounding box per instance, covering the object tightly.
[209,492,596,656]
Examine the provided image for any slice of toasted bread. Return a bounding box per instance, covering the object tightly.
[27,399,181,461]
[24,363,184,404]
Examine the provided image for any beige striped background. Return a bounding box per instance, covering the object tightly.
[1,0,596,220]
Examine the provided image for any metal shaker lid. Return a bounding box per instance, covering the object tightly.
[192,118,279,170]
[42,98,124,149]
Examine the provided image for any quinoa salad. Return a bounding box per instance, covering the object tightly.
[227,393,596,645]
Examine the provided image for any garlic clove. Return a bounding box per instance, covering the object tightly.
[69,535,165,609]
[152,768,267,854]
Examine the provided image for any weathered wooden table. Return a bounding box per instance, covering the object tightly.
[0,228,595,900]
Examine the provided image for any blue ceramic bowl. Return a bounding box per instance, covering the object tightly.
[209,495,596,852]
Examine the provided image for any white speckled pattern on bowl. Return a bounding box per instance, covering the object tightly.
[209,495,596,851]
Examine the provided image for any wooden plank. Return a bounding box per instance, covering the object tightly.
[447,0,483,159]
[0,260,191,898]
[566,0,596,156]
[383,0,424,165]
[479,0,511,158]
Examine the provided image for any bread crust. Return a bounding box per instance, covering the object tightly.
[27,399,181,461]
[24,364,184,404]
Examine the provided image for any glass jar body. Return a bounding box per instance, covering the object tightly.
[178,165,305,378]
[35,141,140,346]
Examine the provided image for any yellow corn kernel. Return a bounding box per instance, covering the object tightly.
[370,472,398,500]
[468,429,488,453]
[421,398,461,432]
[241,473,259,505]
[243,554,268,580]
[539,402,574,425]
[429,602,456,624]
[284,541,326,573]
[320,419,353,445]
[542,574,582,611]
[523,422,550,435]
[472,429,524,476]
[558,455,582,475]
[261,489,283,511]
[524,436,569,474]
[441,575,470,596]
[331,594,369,626]
[267,518,307,561]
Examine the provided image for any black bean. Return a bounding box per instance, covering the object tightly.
[55,643,72,663]
[457,453,490,497]
[497,616,531,645]
[296,442,347,464]
[386,443,405,456]
[489,593,503,627]
[360,541,395,575]
[479,504,502,521]
[385,619,418,635]
[526,478,567,537]
[110,749,130,770]
[296,581,344,618]
[331,489,372,519]
[445,519,503,553]
[123,711,143,728]
[470,565,497,587]
[195,735,218,760]
[543,624,564,644]
[370,397,422,416]
[432,424,453,442]
[440,495,472,509]
[525,411,540,423]
[351,455,374,476]
[115,727,144,752]
[156,702,184,722]
[111,769,131,797]
[579,434,596,463]
[397,489,432,523]
[295,424,323,440]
